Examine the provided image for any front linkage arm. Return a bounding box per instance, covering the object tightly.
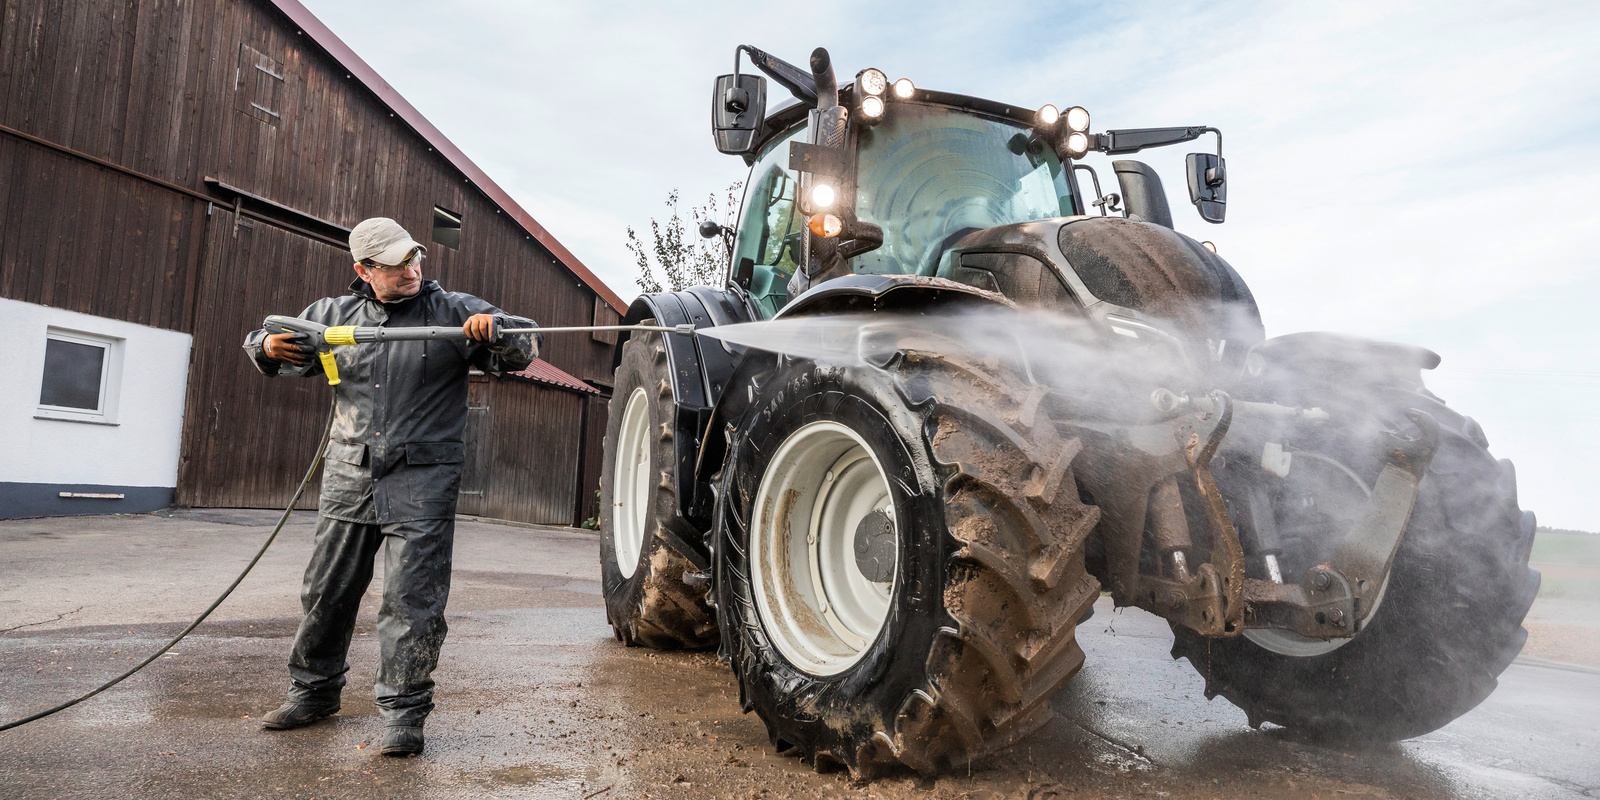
[1070,392,1440,640]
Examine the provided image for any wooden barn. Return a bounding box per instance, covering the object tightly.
[0,0,623,525]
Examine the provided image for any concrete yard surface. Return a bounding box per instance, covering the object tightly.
[1,510,1597,799]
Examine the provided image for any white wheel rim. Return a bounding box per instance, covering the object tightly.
[751,421,897,676]
[1244,453,1393,657]
[612,387,652,579]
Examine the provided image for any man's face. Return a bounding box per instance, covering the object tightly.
[354,250,424,302]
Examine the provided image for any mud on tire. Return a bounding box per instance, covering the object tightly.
[1173,408,1540,740]
[599,326,718,650]
[715,350,1102,776]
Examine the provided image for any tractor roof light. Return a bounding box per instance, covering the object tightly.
[893,78,915,99]
[1201,241,1218,253]
[1036,104,1060,127]
[858,68,888,97]
[1065,105,1090,133]
[808,213,843,238]
[810,182,837,209]
[1065,132,1090,158]
[861,95,885,120]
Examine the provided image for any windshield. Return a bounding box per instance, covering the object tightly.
[733,125,806,317]
[850,104,1078,276]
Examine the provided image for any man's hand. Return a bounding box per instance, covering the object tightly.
[263,332,310,364]
[464,313,499,342]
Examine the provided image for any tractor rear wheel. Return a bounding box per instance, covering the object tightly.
[598,325,718,649]
[1172,409,1539,740]
[716,350,1101,776]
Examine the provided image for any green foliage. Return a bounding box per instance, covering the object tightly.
[626,183,742,293]
[1532,529,1600,566]
[1536,576,1600,603]
[581,486,601,530]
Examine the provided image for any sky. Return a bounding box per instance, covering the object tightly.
[300,0,1600,530]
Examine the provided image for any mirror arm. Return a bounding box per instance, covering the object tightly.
[1202,127,1224,185]
[1093,126,1216,155]
[738,44,818,106]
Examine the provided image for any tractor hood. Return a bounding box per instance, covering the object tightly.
[945,216,1265,374]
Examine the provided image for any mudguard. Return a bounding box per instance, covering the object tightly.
[776,273,1016,318]
[622,286,758,525]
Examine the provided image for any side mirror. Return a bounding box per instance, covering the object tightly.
[713,74,766,155]
[1112,160,1173,228]
[1186,153,1227,223]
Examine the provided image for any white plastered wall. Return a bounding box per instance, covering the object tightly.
[0,298,192,488]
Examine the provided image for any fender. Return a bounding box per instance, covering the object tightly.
[623,286,758,526]
[777,272,1017,318]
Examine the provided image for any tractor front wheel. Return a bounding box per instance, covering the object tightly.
[717,351,1101,776]
[598,325,718,649]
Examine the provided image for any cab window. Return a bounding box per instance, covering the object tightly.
[733,124,806,317]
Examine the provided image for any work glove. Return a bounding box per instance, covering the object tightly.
[464,313,501,342]
[263,332,310,365]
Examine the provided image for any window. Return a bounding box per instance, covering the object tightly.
[236,43,284,126]
[433,206,462,250]
[731,124,807,317]
[37,329,122,424]
[851,105,1078,277]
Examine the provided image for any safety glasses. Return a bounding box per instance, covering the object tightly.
[361,249,425,271]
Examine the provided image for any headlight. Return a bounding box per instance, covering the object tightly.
[861,95,885,119]
[810,183,836,209]
[1065,105,1090,133]
[1036,104,1059,126]
[893,78,915,99]
[808,213,843,238]
[858,68,888,97]
[1065,131,1090,157]
[1201,241,1217,253]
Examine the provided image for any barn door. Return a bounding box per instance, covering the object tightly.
[177,215,349,509]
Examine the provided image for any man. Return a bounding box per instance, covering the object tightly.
[242,218,539,756]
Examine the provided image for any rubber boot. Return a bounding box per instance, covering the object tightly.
[260,700,341,730]
[380,725,425,756]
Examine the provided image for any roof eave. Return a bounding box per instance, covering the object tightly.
[263,0,627,314]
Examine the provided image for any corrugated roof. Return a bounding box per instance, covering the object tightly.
[264,0,627,314]
[507,358,601,395]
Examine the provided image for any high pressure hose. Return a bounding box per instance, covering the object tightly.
[0,394,337,732]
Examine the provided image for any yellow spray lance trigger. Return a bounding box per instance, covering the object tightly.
[318,351,341,385]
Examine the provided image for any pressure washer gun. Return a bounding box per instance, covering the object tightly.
[262,315,696,386]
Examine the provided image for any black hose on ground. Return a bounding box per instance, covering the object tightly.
[0,394,337,732]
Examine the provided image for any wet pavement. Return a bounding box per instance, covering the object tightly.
[1,510,1596,799]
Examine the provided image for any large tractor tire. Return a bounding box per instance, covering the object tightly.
[1173,406,1539,740]
[715,349,1102,777]
[598,325,718,649]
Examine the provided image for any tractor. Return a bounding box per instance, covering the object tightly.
[596,45,1539,777]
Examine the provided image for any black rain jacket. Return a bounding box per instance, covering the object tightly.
[242,278,539,524]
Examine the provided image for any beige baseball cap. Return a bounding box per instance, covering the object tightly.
[349,217,425,265]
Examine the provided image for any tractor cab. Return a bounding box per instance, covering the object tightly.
[714,45,1229,318]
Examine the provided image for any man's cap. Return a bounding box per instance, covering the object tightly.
[349,218,425,266]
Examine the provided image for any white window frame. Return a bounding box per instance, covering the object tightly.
[35,327,124,426]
